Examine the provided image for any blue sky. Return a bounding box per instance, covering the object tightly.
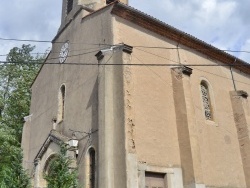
[0,0,249,62]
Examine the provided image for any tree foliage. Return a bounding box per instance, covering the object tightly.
[0,127,30,188]
[44,145,78,188]
[0,44,42,141]
[0,44,43,187]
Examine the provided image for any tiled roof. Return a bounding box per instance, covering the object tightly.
[112,2,250,74]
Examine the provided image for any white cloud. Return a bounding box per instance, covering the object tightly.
[198,0,236,25]
[0,0,249,63]
[239,39,250,62]
[129,0,250,63]
[0,0,61,61]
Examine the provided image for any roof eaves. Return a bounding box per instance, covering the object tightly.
[111,3,250,74]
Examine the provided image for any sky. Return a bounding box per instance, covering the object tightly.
[0,0,250,62]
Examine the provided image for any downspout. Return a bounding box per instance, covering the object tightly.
[230,59,237,91]
[176,35,183,65]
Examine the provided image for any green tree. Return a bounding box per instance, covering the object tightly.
[44,145,78,188]
[0,44,42,141]
[0,44,43,187]
[0,127,30,188]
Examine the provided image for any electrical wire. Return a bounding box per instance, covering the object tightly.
[134,47,180,64]
[0,37,58,43]
[133,45,250,53]
[1,47,249,58]
[0,45,122,63]
[46,48,102,61]
[1,44,248,67]
[0,43,249,91]
[0,60,249,67]
[132,54,172,87]
[133,45,250,86]
[0,46,109,57]
[0,37,113,46]
[132,53,250,87]
[1,37,250,53]
[0,49,104,64]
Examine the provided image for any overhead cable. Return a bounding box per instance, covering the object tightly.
[134,46,250,53]
[1,37,249,53]
[0,46,110,57]
[0,48,104,63]
[0,37,112,46]
[0,61,249,67]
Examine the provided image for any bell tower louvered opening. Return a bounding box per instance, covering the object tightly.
[67,0,73,14]
[106,0,128,5]
[106,0,115,4]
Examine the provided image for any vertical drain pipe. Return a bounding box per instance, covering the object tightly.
[230,59,237,91]
[176,35,183,65]
[177,43,181,65]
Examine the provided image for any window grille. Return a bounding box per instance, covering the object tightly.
[201,83,212,120]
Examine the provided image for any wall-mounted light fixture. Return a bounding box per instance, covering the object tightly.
[68,136,78,151]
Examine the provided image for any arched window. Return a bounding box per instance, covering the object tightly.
[67,0,73,14]
[58,85,66,122]
[87,148,96,188]
[201,81,213,120]
[42,154,59,187]
[44,154,58,176]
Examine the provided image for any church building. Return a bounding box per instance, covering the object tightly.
[21,0,250,188]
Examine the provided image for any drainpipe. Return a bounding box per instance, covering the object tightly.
[230,59,237,91]
[176,35,183,65]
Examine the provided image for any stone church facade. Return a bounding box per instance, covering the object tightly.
[22,0,250,188]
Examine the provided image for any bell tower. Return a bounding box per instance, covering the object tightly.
[60,0,128,30]
[60,0,79,29]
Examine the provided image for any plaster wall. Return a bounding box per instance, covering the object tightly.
[21,115,32,171]
[113,15,249,188]
[178,47,248,188]
[28,6,114,185]
[97,49,128,188]
[113,16,182,167]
